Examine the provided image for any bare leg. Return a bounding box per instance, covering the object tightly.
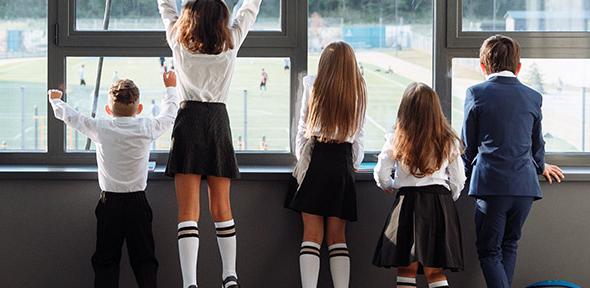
[397,262,419,288]
[208,176,238,286]
[424,267,448,287]
[175,173,202,288]
[300,213,324,288]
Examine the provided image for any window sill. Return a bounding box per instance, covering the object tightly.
[0,165,588,182]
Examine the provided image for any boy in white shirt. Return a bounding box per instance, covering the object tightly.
[48,71,179,288]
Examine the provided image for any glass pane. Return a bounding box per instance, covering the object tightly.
[452,58,590,152]
[65,57,290,152]
[308,0,433,151]
[463,0,590,32]
[0,0,48,152]
[76,0,281,31]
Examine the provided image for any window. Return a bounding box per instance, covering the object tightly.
[65,57,290,152]
[308,0,434,151]
[76,0,282,31]
[0,0,47,152]
[451,58,590,153]
[462,0,590,32]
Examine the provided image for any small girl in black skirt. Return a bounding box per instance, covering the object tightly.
[158,0,262,287]
[287,41,367,288]
[373,83,466,288]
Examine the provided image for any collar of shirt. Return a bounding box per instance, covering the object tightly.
[486,70,517,80]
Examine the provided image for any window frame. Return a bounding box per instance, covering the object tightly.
[57,0,297,48]
[441,0,590,166]
[2,0,589,168]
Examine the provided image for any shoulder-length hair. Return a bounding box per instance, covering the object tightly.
[305,41,367,142]
[174,0,234,55]
[392,82,461,177]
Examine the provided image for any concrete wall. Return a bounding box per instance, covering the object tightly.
[0,177,588,287]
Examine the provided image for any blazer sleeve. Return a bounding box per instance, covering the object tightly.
[461,88,478,180]
[531,98,546,174]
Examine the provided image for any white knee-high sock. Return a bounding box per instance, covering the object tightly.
[397,276,417,288]
[328,243,350,288]
[178,221,199,288]
[429,280,449,288]
[300,241,321,288]
[215,219,237,282]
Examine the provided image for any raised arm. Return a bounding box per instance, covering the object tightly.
[295,75,314,160]
[447,142,467,201]
[373,133,396,193]
[231,0,262,47]
[48,90,100,144]
[157,0,179,47]
[150,71,180,140]
[461,88,479,180]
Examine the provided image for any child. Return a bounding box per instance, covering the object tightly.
[462,35,564,288]
[48,71,179,288]
[287,41,366,288]
[157,0,262,287]
[373,83,465,288]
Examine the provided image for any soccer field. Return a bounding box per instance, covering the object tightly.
[0,54,417,153]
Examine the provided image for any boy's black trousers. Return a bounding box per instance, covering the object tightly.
[92,191,158,288]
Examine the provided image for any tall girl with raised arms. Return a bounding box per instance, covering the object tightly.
[157,0,262,287]
[287,41,367,288]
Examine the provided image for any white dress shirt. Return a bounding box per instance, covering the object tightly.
[373,132,466,201]
[157,0,262,103]
[486,70,517,80]
[295,75,365,169]
[49,88,179,193]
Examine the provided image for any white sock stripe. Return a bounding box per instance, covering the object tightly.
[397,277,417,284]
[216,229,237,237]
[178,221,198,229]
[215,219,235,228]
[429,280,449,288]
[301,241,321,249]
[328,243,348,250]
[300,247,321,256]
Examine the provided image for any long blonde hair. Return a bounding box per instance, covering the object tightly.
[392,82,461,177]
[306,41,367,142]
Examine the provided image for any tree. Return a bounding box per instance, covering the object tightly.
[525,62,545,94]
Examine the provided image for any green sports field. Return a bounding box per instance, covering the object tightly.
[0,53,418,153]
[0,52,580,154]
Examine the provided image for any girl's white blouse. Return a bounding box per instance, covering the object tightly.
[373,132,467,201]
[158,0,262,103]
[295,75,365,170]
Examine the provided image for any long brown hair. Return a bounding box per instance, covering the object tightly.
[306,41,367,142]
[392,83,461,177]
[174,0,234,55]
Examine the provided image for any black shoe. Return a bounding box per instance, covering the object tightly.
[222,276,240,288]
[188,286,197,288]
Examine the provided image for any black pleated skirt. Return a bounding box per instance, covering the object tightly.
[165,101,240,179]
[373,185,464,272]
[286,141,357,221]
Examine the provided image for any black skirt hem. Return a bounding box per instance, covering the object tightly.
[164,168,240,179]
[286,204,358,222]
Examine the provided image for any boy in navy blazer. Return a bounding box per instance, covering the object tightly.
[462,35,565,288]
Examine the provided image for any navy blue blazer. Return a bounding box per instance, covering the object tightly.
[462,76,545,199]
